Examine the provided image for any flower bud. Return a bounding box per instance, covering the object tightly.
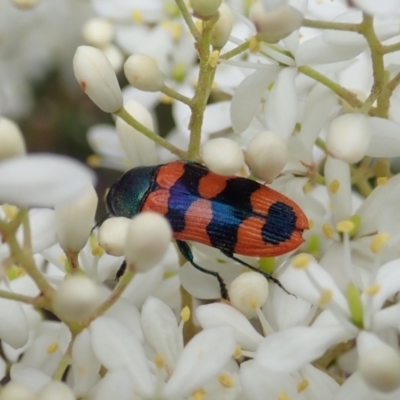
[202,138,244,176]
[0,383,37,400]
[228,272,269,318]
[124,54,164,92]
[73,45,123,113]
[103,44,124,73]
[0,117,26,161]
[326,114,372,164]
[38,382,75,400]
[250,3,303,43]
[210,3,234,49]
[115,100,157,166]
[358,332,400,392]
[82,18,114,49]
[98,217,131,256]
[53,275,101,321]
[245,131,288,183]
[124,211,172,272]
[55,185,98,253]
[190,0,222,18]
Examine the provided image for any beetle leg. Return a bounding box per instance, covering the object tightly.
[115,260,127,281]
[220,251,293,296]
[176,240,229,300]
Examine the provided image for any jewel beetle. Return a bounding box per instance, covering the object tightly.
[105,161,308,298]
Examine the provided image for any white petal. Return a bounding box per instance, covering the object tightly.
[90,316,154,397]
[231,67,280,133]
[366,117,400,157]
[295,35,366,66]
[265,67,297,139]
[332,372,376,400]
[255,326,349,372]
[203,101,231,135]
[88,369,134,400]
[240,360,298,400]
[196,303,264,351]
[301,364,340,398]
[0,154,96,207]
[0,284,29,348]
[324,156,352,223]
[163,327,236,399]
[352,0,400,17]
[71,329,101,397]
[10,364,50,392]
[140,297,181,368]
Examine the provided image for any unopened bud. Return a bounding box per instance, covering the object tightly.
[55,185,98,253]
[190,0,222,18]
[73,45,123,113]
[124,212,172,272]
[250,3,303,43]
[229,272,269,318]
[38,381,75,400]
[124,54,164,92]
[210,3,234,49]
[358,332,400,392]
[12,0,40,9]
[202,138,244,176]
[98,217,131,257]
[0,383,37,400]
[53,275,101,321]
[82,18,114,49]
[0,117,26,161]
[326,114,372,164]
[245,131,288,183]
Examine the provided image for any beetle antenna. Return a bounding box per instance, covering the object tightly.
[91,213,111,233]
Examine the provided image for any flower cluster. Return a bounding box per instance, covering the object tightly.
[1,0,400,399]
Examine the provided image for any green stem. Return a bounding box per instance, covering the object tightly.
[303,19,361,32]
[53,335,74,380]
[175,0,201,41]
[84,266,135,323]
[382,41,400,54]
[161,84,192,106]
[115,107,186,159]
[0,289,39,305]
[298,66,365,111]
[359,14,386,116]
[187,14,219,160]
[220,41,250,60]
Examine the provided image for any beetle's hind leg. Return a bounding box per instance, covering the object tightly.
[115,260,126,281]
[176,240,229,300]
[221,251,292,296]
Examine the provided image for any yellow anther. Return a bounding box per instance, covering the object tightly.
[308,219,314,229]
[322,223,334,239]
[86,155,101,168]
[78,366,87,376]
[162,21,182,40]
[318,289,333,308]
[154,353,165,369]
[7,265,25,280]
[370,233,390,254]
[233,344,242,359]
[297,379,309,392]
[91,244,104,257]
[377,177,388,186]
[47,342,59,354]
[59,254,68,264]
[328,179,340,194]
[336,220,355,234]
[303,182,313,194]
[195,19,203,33]
[218,374,234,388]
[249,36,260,52]
[160,94,173,104]
[208,50,220,68]
[292,254,311,270]
[364,283,380,296]
[131,9,142,23]
[250,297,258,310]
[2,204,19,220]
[180,306,191,322]
[211,81,218,89]
[192,389,205,400]
[278,392,289,400]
